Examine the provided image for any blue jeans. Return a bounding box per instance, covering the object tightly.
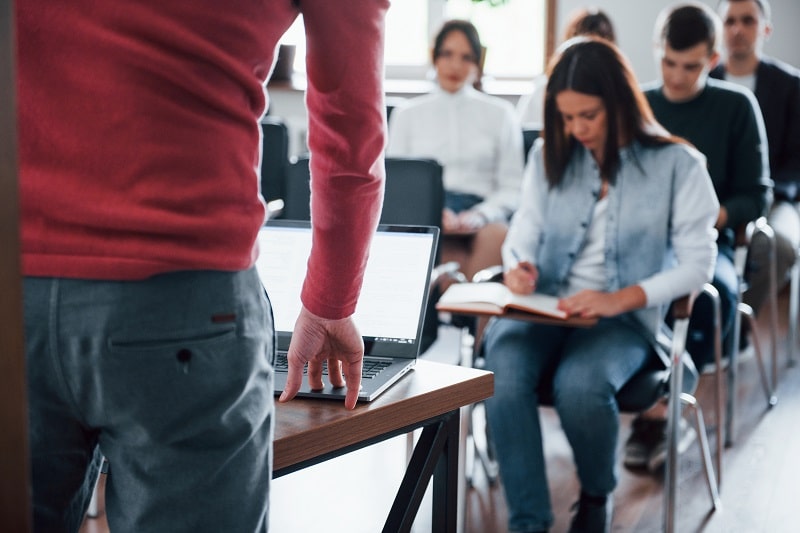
[483,317,653,532]
[25,268,274,533]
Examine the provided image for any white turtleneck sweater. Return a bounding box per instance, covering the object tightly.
[387,85,525,223]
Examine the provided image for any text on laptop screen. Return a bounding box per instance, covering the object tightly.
[256,224,435,347]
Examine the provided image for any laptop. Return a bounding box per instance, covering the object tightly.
[256,220,439,402]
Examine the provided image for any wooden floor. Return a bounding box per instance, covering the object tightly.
[81,289,800,532]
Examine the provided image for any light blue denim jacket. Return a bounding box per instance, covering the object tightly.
[504,139,719,349]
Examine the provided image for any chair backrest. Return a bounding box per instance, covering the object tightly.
[282,156,445,230]
[522,128,540,165]
[382,157,444,229]
[382,158,445,354]
[282,156,312,220]
[281,156,446,354]
[260,117,290,204]
[385,96,407,125]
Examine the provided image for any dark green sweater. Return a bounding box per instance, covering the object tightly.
[644,78,771,235]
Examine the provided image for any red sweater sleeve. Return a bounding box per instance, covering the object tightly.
[17,1,300,279]
[299,0,389,319]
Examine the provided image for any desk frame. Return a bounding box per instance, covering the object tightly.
[272,360,492,533]
[274,410,459,533]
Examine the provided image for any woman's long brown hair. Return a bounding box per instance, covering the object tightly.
[542,37,683,186]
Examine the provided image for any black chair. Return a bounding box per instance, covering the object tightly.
[385,96,407,124]
[717,218,779,446]
[284,156,445,225]
[383,157,449,353]
[522,127,540,165]
[282,156,312,221]
[260,117,290,205]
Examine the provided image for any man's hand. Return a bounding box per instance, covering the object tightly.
[278,306,364,409]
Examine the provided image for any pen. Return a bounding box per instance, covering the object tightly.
[510,248,536,290]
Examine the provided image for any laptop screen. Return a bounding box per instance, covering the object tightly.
[255,221,438,358]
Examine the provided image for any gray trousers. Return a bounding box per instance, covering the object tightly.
[25,268,274,533]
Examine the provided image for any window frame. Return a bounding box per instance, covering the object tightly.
[276,0,558,95]
[383,0,557,82]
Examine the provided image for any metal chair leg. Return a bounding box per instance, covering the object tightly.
[705,283,725,485]
[725,286,742,448]
[699,283,726,462]
[86,457,108,519]
[766,227,780,395]
[665,319,721,533]
[86,475,101,519]
[789,259,799,366]
[681,393,721,510]
[665,317,688,533]
[741,305,778,407]
[464,401,499,487]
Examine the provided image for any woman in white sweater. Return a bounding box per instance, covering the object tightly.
[387,19,524,280]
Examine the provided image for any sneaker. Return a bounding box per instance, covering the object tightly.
[568,492,613,533]
[623,417,667,470]
[647,417,697,472]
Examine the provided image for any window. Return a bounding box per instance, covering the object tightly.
[386,0,549,80]
[279,0,551,81]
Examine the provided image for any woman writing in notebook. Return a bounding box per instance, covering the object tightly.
[482,38,719,533]
[387,20,524,280]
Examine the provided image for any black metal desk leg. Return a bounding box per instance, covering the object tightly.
[383,410,460,533]
[432,410,459,533]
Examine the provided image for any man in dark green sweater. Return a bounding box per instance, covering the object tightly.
[625,2,771,473]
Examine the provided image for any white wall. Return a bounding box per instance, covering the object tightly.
[557,0,800,85]
[268,0,800,157]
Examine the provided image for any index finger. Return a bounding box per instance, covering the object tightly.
[278,354,307,403]
[343,358,363,410]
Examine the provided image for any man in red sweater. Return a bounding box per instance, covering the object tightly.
[17,1,387,531]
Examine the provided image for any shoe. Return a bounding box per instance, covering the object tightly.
[647,417,697,472]
[623,417,666,470]
[568,491,613,533]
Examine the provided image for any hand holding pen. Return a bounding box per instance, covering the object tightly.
[505,248,538,295]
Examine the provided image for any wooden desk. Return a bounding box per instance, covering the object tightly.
[273,359,493,533]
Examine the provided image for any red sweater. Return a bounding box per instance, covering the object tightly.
[17,0,387,319]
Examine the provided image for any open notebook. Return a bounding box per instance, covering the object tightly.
[255,220,439,401]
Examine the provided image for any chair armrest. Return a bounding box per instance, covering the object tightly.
[744,216,774,246]
[265,199,285,221]
[429,261,467,292]
[671,292,696,321]
[668,290,701,397]
[472,265,504,283]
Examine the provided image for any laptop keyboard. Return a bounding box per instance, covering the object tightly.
[274,353,391,379]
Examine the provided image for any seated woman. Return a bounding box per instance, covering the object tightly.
[482,38,719,533]
[387,19,524,281]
